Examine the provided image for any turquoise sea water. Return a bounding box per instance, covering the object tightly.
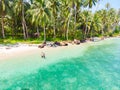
[0,38,120,90]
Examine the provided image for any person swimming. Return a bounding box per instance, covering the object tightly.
[41,52,45,58]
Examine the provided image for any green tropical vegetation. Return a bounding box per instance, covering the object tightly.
[0,0,120,44]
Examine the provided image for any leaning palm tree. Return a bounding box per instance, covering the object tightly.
[14,0,32,39]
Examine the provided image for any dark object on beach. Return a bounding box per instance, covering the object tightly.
[6,47,11,49]
[38,44,45,48]
[60,42,68,46]
[54,41,68,46]
[38,41,46,48]
[54,41,61,46]
[41,52,45,58]
[80,39,86,43]
[74,39,80,45]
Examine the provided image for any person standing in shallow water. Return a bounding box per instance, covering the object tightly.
[41,52,45,58]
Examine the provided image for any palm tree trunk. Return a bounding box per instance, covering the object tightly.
[37,26,40,35]
[36,26,40,38]
[102,27,104,36]
[22,20,26,40]
[24,20,29,38]
[84,22,87,39]
[1,11,5,39]
[53,21,56,39]
[74,5,76,31]
[12,20,15,39]
[21,0,26,40]
[66,16,70,41]
[90,27,93,39]
[87,28,90,37]
[44,26,46,42]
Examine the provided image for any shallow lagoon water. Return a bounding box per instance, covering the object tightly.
[0,38,120,90]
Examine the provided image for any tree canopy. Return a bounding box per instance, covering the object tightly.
[0,0,120,42]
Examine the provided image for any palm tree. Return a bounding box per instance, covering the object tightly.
[83,0,99,8]
[0,0,10,38]
[29,0,51,41]
[79,10,92,39]
[90,12,102,37]
[82,0,100,39]
[69,0,83,34]
[14,0,31,39]
[50,0,60,39]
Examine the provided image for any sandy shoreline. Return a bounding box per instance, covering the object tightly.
[0,41,91,60]
[0,37,119,60]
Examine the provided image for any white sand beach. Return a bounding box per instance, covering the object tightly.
[0,37,118,61]
[0,41,93,60]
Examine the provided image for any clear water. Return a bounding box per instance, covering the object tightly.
[0,38,120,90]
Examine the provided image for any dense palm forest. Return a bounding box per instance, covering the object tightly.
[0,0,120,43]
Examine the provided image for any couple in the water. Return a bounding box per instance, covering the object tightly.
[41,52,45,58]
